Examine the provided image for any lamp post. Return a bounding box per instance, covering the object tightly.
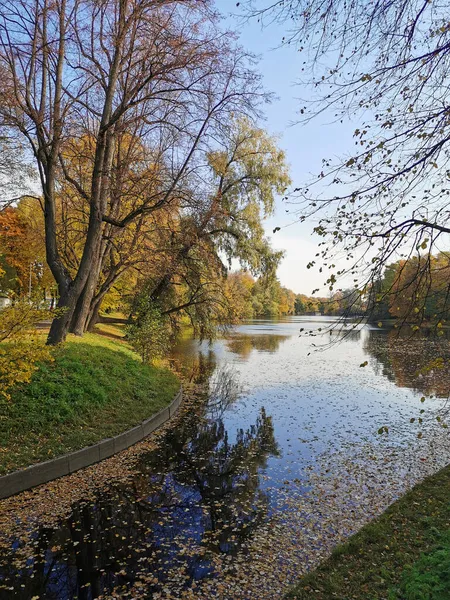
[28,261,44,300]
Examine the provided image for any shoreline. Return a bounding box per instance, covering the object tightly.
[286,461,450,599]
[0,386,182,499]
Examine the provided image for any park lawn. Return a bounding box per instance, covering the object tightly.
[286,463,450,600]
[0,333,180,475]
[93,321,126,338]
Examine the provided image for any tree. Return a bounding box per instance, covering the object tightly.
[0,204,53,297]
[279,286,296,315]
[0,208,29,293]
[18,198,56,301]
[322,291,341,316]
[294,295,306,315]
[386,254,450,324]
[0,0,264,344]
[293,293,324,315]
[126,118,290,339]
[366,263,399,323]
[246,0,450,321]
[224,271,255,321]
[52,132,180,334]
[126,303,171,363]
[251,277,281,316]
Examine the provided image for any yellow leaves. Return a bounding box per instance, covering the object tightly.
[207,150,229,177]
[387,252,450,323]
[417,238,428,250]
[0,342,52,401]
[0,300,54,400]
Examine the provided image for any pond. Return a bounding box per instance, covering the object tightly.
[1,317,450,599]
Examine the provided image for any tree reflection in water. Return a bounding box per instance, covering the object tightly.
[206,366,241,419]
[226,333,289,358]
[363,328,450,398]
[0,367,279,599]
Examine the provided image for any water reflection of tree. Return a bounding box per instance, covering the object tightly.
[327,327,362,343]
[162,407,279,558]
[0,381,279,598]
[363,329,450,397]
[170,343,217,384]
[226,333,289,358]
[206,366,241,419]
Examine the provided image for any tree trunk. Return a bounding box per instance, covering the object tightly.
[47,287,79,345]
[47,219,104,343]
[83,265,125,332]
[86,301,101,332]
[70,267,100,336]
[69,282,91,336]
[149,245,191,303]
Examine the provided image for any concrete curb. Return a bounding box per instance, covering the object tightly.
[0,387,182,500]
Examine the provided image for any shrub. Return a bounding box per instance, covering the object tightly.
[126,303,171,362]
[0,298,53,400]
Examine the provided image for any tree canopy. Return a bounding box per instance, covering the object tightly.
[0,0,271,344]
[0,0,294,350]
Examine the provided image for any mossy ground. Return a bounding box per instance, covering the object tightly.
[0,333,179,475]
[286,463,450,600]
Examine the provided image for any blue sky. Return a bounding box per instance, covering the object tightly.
[215,1,358,294]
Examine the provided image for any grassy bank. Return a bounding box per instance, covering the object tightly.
[286,464,450,599]
[0,333,180,475]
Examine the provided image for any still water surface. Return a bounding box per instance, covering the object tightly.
[1,317,450,599]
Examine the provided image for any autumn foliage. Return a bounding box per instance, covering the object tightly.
[0,208,31,291]
[0,299,52,400]
[388,254,450,324]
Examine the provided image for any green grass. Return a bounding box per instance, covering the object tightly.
[396,531,450,599]
[93,321,126,338]
[0,333,180,475]
[286,464,450,600]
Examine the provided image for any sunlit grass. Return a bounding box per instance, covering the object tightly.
[0,333,179,475]
[93,322,127,338]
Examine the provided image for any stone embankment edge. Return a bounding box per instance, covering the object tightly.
[0,386,183,500]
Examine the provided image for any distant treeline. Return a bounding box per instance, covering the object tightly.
[225,272,363,318]
[367,253,450,325]
[233,251,450,324]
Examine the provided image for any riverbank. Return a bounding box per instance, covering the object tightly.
[286,462,450,599]
[0,333,180,475]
